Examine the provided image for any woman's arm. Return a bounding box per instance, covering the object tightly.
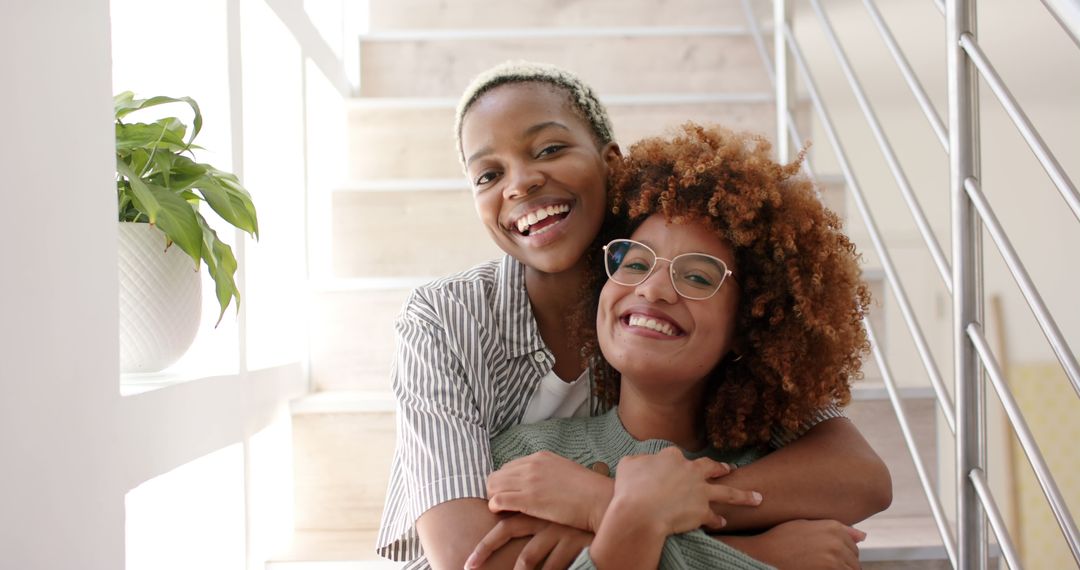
[718,519,864,569]
[483,417,890,536]
[380,296,499,569]
[713,417,892,531]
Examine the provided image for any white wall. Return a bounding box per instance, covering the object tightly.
[0,1,126,568]
[0,1,345,568]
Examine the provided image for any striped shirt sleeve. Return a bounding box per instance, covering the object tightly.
[377,291,493,560]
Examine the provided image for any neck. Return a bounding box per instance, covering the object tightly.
[525,259,589,381]
[616,379,706,451]
[524,260,587,319]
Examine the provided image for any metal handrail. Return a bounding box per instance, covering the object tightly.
[968,324,1080,565]
[808,0,954,293]
[959,33,1080,224]
[964,178,1080,398]
[766,0,1080,567]
[969,468,1023,570]
[866,319,959,567]
[1039,0,1080,50]
[783,21,958,433]
[860,0,949,150]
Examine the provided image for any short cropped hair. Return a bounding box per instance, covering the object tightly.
[454,60,615,168]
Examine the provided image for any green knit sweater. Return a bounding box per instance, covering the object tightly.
[490,409,776,570]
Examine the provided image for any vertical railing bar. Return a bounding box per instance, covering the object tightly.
[739,0,812,174]
[948,0,987,565]
[861,0,949,150]
[785,24,958,434]
[1037,0,1080,51]
[959,33,1080,225]
[964,178,1080,398]
[775,0,795,164]
[866,319,959,567]
[808,0,954,294]
[969,469,1023,570]
[968,324,1080,565]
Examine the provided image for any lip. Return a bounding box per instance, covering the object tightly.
[504,197,576,248]
[504,197,574,231]
[618,305,686,339]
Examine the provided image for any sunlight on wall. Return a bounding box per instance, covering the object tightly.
[1008,363,1080,568]
[247,411,295,570]
[304,0,344,59]
[126,444,246,570]
[304,58,347,280]
[241,0,307,370]
[110,0,240,386]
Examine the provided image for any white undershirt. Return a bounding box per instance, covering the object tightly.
[520,367,591,424]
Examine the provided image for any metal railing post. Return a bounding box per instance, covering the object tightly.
[947,0,987,567]
[774,0,795,163]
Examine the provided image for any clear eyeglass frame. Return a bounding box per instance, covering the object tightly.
[602,238,735,301]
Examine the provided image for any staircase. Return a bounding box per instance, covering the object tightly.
[271,1,955,567]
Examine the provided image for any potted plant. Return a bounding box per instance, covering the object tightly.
[115,92,258,373]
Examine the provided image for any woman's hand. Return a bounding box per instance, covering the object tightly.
[720,519,866,570]
[487,451,614,531]
[464,513,592,570]
[612,447,762,535]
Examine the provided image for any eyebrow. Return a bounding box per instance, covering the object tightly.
[465,121,572,167]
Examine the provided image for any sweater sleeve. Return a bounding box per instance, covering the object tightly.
[568,531,776,569]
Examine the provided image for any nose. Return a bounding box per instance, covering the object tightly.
[634,262,679,304]
[503,162,545,199]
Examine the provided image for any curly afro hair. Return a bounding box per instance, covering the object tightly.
[575,123,871,450]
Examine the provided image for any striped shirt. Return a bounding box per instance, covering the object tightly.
[375,254,843,567]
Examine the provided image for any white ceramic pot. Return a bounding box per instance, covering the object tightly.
[118,222,201,373]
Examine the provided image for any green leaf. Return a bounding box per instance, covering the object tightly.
[114,94,202,146]
[116,122,189,152]
[117,159,160,223]
[192,174,259,237]
[195,211,240,326]
[144,183,203,263]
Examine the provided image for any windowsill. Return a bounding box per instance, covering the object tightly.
[121,348,240,397]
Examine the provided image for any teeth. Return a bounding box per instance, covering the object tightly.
[628,314,678,336]
[515,204,570,234]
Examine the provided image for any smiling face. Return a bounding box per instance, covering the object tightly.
[596,214,740,394]
[460,82,620,274]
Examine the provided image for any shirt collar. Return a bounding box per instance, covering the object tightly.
[493,254,549,360]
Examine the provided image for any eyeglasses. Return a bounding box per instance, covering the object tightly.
[603,239,734,300]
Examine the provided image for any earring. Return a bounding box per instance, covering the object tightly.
[732,353,744,362]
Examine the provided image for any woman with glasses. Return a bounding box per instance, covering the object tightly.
[466,123,879,569]
[377,59,891,570]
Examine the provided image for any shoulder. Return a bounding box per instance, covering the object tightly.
[490,416,592,469]
[398,258,504,323]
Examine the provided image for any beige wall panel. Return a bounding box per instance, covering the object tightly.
[293,411,397,530]
[348,101,794,181]
[332,190,503,278]
[359,36,770,98]
[310,288,411,392]
[369,0,749,30]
